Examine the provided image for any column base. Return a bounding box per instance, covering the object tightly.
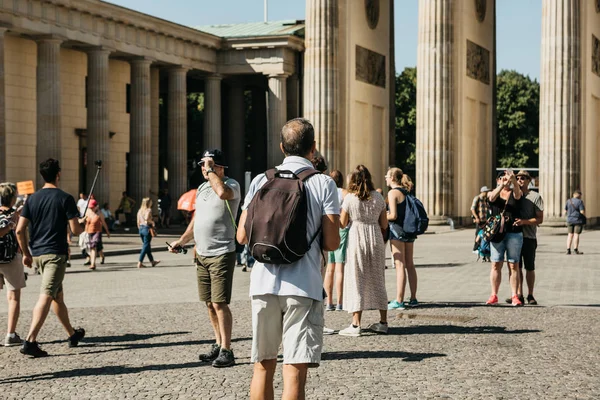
[542,217,568,228]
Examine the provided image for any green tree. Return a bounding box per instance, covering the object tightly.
[394,67,417,179]
[496,70,540,168]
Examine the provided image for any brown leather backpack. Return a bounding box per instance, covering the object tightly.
[244,168,320,265]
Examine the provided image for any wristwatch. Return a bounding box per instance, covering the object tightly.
[206,168,215,174]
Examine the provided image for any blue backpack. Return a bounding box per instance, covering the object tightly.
[398,188,429,236]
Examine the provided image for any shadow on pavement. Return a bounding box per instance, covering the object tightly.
[44,331,191,345]
[322,350,445,362]
[415,263,465,268]
[388,325,540,335]
[413,302,515,309]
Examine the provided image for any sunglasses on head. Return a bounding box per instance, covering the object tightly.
[516,176,529,181]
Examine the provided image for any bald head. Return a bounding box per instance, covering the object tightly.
[280,118,315,157]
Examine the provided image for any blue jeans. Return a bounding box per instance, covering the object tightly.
[139,226,154,263]
[490,232,523,263]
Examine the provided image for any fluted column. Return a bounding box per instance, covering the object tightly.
[36,37,63,188]
[251,87,267,174]
[416,0,453,221]
[86,48,111,203]
[0,29,6,182]
[227,79,245,186]
[204,75,222,150]
[267,74,287,167]
[287,74,300,119]
[540,0,581,221]
[150,67,160,213]
[304,0,339,168]
[167,67,188,208]
[129,58,152,206]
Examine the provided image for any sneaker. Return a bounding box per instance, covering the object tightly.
[336,304,343,311]
[574,249,583,255]
[4,333,22,347]
[387,300,406,310]
[199,343,221,362]
[338,324,361,337]
[408,298,419,307]
[527,294,538,305]
[566,249,571,255]
[325,304,336,312]
[511,295,523,307]
[505,295,524,305]
[367,322,388,334]
[212,348,235,368]
[83,259,91,266]
[68,328,86,348]
[20,341,49,358]
[323,327,336,335]
[486,294,498,305]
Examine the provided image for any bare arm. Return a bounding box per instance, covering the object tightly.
[100,213,110,237]
[69,217,84,236]
[321,214,341,251]
[488,185,503,202]
[340,209,349,228]
[378,208,388,230]
[208,173,235,200]
[236,210,248,245]
[15,217,32,262]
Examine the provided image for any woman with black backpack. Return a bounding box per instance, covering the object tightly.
[385,167,418,311]
[0,183,27,346]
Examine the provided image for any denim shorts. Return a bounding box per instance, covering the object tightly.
[490,232,523,263]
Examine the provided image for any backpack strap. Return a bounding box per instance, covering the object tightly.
[296,168,320,182]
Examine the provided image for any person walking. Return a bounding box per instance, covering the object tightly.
[170,149,241,368]
[0,183,27,346]
[15,159,86,358]
[115,191,136,227]
[565,190,585,255]
[158,189,172,229]
[237,118,340,399]
[485,170,524,307]
[324,170,348,312]
[84,199,110,270]
[471,186,491,250]
[338,165,389,337]
[506,170,543,305]
[385,167,418,310]
[137,198,160,269]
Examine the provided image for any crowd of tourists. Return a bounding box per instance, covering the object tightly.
[0,117,591,399]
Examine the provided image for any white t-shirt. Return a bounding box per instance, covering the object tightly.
[242,156,340,301]
[77,198,88,218]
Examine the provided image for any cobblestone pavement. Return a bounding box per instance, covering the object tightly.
[0,228,598,399]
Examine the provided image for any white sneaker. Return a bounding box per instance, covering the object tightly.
[367,322,389,334]
[323,327,336,335]
[338,324,361,337]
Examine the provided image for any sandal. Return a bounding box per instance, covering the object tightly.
[151,261,161,267]
[137,263,146,269]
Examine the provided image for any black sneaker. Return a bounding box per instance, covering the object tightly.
[212,348,235,368]
[20,341,49,358]
[566,249,571,255]
[574,249,583,255]
[68,328,86,348]
[527,294,538,305]
[199,343,221,362]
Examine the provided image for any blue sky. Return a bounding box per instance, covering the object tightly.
[107,0,541,80]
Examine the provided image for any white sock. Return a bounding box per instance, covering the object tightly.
[7,333,15,338]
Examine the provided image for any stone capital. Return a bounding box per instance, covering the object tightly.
[85,46,113,56]
[129,56,155,66]
[205,74,223,82]
[267,73,290,80]
[33,35,64,45]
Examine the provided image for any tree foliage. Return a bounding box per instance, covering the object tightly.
[496,70,539,168]
[393,67,417,179]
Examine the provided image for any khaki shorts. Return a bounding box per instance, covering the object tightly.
[251,294,324,367]
[34,254,68,299]
[0,256,26,291]
[195,252,235,304]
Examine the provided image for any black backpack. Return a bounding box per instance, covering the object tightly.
[245,168,320,265]
[0,210,19,263]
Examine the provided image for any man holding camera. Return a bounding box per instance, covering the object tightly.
[170,149,240,368]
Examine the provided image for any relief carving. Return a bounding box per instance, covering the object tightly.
[593,35,600,78]
[356,45,386,88]
[466,40,490,85]
[475,0,486,22]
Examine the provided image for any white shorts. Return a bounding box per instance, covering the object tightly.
[251,294,324,367]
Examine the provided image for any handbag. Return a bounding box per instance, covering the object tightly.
[150,227,157,237]
[483,194,510,243]
[568,199,587,225]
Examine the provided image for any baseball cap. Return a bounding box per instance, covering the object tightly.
[199,149,228,168]
[516,170,532,179]
[88,199,98,208]
[480,186,491,193]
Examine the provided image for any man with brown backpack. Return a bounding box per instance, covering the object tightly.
[237,118,340,400]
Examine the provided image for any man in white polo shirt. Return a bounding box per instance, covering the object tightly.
[237,118,340,400]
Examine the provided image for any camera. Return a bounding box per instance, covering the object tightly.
[95,160,103,168]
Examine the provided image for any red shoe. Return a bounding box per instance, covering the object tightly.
[511,295,523,307]
[486,294,498,305]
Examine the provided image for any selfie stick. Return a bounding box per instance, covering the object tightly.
[82,160,103,216]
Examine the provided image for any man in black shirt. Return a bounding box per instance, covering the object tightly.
[16,159,86,357]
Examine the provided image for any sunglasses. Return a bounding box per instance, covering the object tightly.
[516,176,530,181]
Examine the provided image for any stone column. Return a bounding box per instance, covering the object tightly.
[0,29,6,182]
[86,48,111,204]
[267,74,287,167]
[227,79,245,186]
[204,74,222,150]
[36,37,63,188]
[304,0,339,168]
[150,67,160,213]
[129,58,152,206]
[416,0,453,221]
[251,87,267,174]
[540,0,581,222]
[287,74,299,120]
[167,67,188,208]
